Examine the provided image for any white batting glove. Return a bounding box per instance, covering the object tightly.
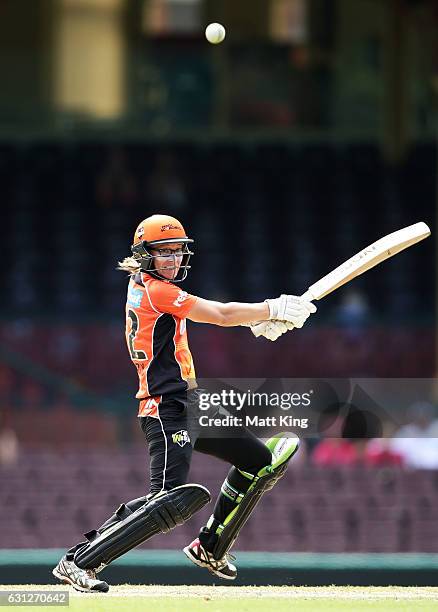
[249,320,291,341]
[283,321,296,331]
[265,294,317,328]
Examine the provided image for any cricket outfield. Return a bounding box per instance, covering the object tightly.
[2,585,438,612]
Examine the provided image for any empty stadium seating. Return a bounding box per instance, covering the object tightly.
[0,142,434,317]
[0,142,435,555]
[1,451,437,553]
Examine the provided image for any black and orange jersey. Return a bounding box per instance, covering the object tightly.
[125,272,197,416]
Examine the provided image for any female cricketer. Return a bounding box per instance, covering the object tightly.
[52,214,316,592]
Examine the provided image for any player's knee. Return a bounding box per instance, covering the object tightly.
[236,444,272,475]
[150,474,188,496]
[235,433,300,475]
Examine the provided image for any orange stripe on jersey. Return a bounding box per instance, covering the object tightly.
[172,315,196,382]
[138,395,162,418]
[125,273,197,402]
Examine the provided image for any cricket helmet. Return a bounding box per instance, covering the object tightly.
[131,214,194,282]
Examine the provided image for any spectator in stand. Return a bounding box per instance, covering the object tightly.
[335,290,370,340]
[0,427,19,466]
[390,402,438,470]
[312,437,361,466]
[312,411,362,467]
[365,422,404,467]
[364,442,403,467]
[0,405,19,467]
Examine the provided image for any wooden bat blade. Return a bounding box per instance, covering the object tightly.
[301,221,430,302]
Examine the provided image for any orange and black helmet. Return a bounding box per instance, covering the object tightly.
[131,214,194,282]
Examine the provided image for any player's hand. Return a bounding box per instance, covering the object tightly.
[265,294,317,328]
[248,320,293,341]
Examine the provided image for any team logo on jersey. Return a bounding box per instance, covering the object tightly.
[173,290,189,308]
[172,430,191,447]
[127,287,143,308]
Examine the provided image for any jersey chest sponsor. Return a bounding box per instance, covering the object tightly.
[127,286,143,308]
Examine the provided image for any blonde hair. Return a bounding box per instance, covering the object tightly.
[117,256,141,275]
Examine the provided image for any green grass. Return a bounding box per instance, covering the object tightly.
[24,598,438,612]
[4,586,438,612]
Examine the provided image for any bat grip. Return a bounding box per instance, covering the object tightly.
[300,290,314,302]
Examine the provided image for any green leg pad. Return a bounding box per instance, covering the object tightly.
[212,433,299,560]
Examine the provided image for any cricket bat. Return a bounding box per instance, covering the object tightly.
[301,221,431,302]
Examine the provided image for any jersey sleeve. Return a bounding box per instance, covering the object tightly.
[146,279,198,318]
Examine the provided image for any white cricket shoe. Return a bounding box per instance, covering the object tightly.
[52,556,109,593]
[183,538,237,580]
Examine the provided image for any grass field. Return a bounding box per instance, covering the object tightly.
[3,585,438,611]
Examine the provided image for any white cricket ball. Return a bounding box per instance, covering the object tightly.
[205,23,226,45]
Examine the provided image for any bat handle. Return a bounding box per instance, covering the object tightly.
[301,290,314,302]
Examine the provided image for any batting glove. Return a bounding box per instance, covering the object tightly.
[242,320,295,341]
[251,320,290,341]
[265,294,317,328]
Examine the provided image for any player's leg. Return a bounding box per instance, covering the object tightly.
[72,400,210,569]
[53,399,210,590]
[79,400,194,542]
[183,428,270,579]
[194,427,272,548]
[184,426,299,580]
[199,431,299,558]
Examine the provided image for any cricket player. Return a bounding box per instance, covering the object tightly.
[52,214,316,592]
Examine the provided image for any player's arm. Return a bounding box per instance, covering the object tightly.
[187,298,269,327]
[187,294,316,328]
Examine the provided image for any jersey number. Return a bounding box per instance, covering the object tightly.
[127,309,148,360]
